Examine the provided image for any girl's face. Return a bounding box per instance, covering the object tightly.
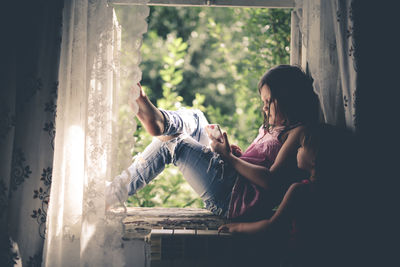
[260,85,285,126]
[297,144,316,172]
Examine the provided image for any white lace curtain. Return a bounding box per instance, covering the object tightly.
[294,0,358,130]
[43,1,149,266]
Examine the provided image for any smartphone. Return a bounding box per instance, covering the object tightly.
[205,124,223,142]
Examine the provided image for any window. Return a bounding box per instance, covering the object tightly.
[109,1,300,265]
[112,0,299,209]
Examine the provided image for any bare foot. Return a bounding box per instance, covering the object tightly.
[135,83,165,136]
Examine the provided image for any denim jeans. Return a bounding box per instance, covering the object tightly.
[116,108,237,217]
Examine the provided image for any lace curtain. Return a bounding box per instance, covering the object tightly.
[43,0,149,266]
[294,0,358,130]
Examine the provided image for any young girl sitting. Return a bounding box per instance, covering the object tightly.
[218,123,356,266]
[106,65,319,223]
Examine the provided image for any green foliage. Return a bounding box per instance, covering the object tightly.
[157,36,187,110]
[115,6,291,208]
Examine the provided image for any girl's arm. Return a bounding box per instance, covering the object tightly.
[212,126,305,189]
[218,182,302,234]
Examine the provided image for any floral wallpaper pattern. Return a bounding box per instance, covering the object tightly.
[0,109,15,139]
[43,82,58,149]
[31,167,52,239]
[10,149,32,193]
[30,81,58,240]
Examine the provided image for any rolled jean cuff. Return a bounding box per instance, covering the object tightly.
[158,109,170,135]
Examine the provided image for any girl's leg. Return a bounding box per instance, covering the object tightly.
[107,85,214,208]
[107,134,237,216]
[106,109,209,209]
[135,84,165,136]
[122,132,219,198]
[172,136,237,217]
[160,108,210,145]
[106,138,170,209]
[134,83,209,144]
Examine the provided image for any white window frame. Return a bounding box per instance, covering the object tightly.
[110,0,303,243]
[108,1,302,213]
[109,0,295,8]
[109,0,302,70]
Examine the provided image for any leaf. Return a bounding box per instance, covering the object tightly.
[173,37,183,47]
[171,75,183,85]
[177,42,188,52]
[162,56,174,65]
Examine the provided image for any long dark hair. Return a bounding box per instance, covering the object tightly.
[258,65,319,131]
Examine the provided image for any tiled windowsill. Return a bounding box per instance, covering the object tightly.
[120,207,277,266]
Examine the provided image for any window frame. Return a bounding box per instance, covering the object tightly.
[109,0,295,8]
[109,0,302,67]
[111,0,302,212]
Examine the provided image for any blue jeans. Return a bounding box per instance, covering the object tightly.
[125,108,237,217]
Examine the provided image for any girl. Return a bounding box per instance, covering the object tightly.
[106,65,319,222]
[218,123,355,266]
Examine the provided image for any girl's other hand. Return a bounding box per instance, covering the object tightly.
[230,144,242,157]
[218,223,242,233]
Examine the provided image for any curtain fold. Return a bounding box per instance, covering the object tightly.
[331,0,358,131]
[294,0,358,130]
[43,1,149,266]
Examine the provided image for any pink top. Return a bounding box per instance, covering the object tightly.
[227,125,285,220]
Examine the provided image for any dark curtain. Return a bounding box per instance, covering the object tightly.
[0,0,64,265]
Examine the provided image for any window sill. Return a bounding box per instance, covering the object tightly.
[122,207,231,240]
[121,207,279,264]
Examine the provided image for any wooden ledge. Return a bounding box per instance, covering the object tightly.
[123,207,230,240]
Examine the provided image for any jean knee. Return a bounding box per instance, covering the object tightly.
[193,109,208,124]
[203,147,224,179]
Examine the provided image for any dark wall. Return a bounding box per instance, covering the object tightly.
[352,1,396,266]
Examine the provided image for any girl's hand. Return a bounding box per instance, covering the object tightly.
[218,223,242,233]
[230,144,242,157]
[219,219,271,235]
[210,132,232,159]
